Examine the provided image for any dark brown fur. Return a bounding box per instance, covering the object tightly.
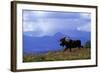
[60,37,81,52]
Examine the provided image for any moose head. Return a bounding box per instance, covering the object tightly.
[59,36,81,52]
[60,37,66,47]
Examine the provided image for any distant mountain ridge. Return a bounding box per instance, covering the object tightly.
[23,31,91,54]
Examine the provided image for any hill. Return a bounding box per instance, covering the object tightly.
[23,30,90,54]
[23,48,91,62]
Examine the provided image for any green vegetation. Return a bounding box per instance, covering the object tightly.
[23,48,91,62]
[83,40,91,48]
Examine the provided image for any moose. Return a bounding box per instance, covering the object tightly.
[60,37,81,52]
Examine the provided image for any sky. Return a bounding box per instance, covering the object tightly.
[22,10,91,37]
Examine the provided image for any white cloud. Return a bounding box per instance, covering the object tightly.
[23,10,49,21]
[80,13,91,19]
[23,18,83,36]
[23,11,91,37]
[77,23,91,32]
[23,22,38,32]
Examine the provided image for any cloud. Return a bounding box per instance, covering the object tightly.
[23,10,91,37]
[77,13,91,32]
[77,23,91,32]
[23,18,82,36]
[80,13,91,19]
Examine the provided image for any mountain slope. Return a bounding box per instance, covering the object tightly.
[23,31,90,54]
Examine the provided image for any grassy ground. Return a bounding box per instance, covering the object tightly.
[23,48,91,62]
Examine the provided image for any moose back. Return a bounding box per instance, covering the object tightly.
[60,37,81,52]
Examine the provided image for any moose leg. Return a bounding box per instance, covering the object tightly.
[69,48,72,52]
[63,48,67,52]
[79,46,81,49]
[63,46,68,52]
